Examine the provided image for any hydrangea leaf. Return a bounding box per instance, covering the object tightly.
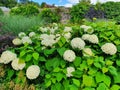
[32,52,39,60]
[110,85,120,90]
[72,78,80,87]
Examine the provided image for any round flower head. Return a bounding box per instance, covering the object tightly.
[26,65,40,79]
[83,48,93,56]
[88,34,99,44]
[18,32,26,38]
[11,58,25,70]
[64,27,72,33]
[82,34,90,40]
[80,25,94,34]
[21,36,32,44]
[66,67,75,77]
[29,32,36,37]
[71,37,85,50]
[12,38,22,45]
[63,50,76,62]
[64,32,71,41]
[0,51,17,64]
[101,43,117,55]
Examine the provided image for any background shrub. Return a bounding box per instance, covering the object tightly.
[70,1,90,23]
[0,8,4,15]
[39,8,61,23]
[10,4,39,16]
[101,1,120,21]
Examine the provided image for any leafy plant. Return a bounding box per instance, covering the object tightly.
[0,8,4,15]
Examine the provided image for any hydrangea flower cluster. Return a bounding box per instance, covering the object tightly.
[63,50,76,62]
[82,34,99,44]
[66,67,75,77]
[80,25,94,34]
[101,43,117,55]
[26,65,40,79]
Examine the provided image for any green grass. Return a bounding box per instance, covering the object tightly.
[0,15,44,36]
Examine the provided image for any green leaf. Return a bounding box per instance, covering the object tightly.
[87,59,94,65]
[72,70,83,78]
[97,83,108,90]
[83,87,95,90]
[45,74,51,79]
[7,69,14,80]
[56,73,64,82]
[108,66,117,76]
[57,47,67,57]
[20,50,26,57]
[25,54,32,62]
[73,57,81,67]
[39,57,46,61]
[113,72,120,83]
[61,36,66,44]
[94,62,102,68]
[45,80,51,88]
[69,85,78,90]
[116,60,120,66]
[72,79,80,87]
[51,78,56,84]
[102,67,108,73]
[110,85,120,90]
[53,67,61,72]
[32,52,39,60]
[60,60,66,68]
[83,75,95,87]
[44,48,56,57]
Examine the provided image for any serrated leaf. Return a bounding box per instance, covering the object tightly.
[94,62,102,68]
[110,85,120,90]
[25,54,32,62]
[73,57,81,67]
[44,48,56,57]
[57,47,67,57]
[72,79,80,87]
[97,83,108,90]
[87,59,94,65]
[108,66,117,76]
[102,67,108,73]
[56,73,64,82]
[83,75,95,87]
[32,52,39,60]
[20,50,26,57]
[45,80,51,88]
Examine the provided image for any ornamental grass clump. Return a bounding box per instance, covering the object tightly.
[0,21,120,90]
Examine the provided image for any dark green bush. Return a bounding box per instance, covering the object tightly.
[10,4,39,16]
[101,1,120,21]
[39,8,61,23]
[0,8,4,15]
[70,1,90,23]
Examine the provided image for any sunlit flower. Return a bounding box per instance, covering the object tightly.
[0,51,17,64]
[88,34,99,44]
[64,32,71,41]
[12,38,22,45]
[63,50,76,62]
[11,58,25,70]
[101,43,117,55]
[21,36,32,44]
[29,32,36,37]
[26,65,40,79]
[66,67,75,77]
[82,34,90,40]
[83,48,93,56]
[18,32,26,38]
[71,37,85,50]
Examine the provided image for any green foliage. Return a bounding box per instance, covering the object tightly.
[39,8,61,23]
[0,15,44,35]
[0,20,120,89]
[101,1,120,21]
[10,4,39,16]
[0,8,4,15]
[70,1,90,23]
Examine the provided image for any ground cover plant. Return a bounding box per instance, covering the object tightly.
[0,19,120,89]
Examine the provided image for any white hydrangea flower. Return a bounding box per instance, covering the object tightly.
[12,38,22,45]
[18,32,26,38]
[66,67,75,77]
[83,48,93,56]
[55,34,61,42]
[82,34,99,44]
[26,65,40,79]
[64,27,72,33]
[0,51,17,64]
[29,32,36,37]
[64,32,71,41]
[101,43,117,55]
[21,36,32,44]
[11,58,25,70]
[71,37,85,50]
[82,34,90,40]
[80,25,94,34]
[39,27,48,33]
[40,34,56,47]
[88,34,99,44]
[63,50,76,62]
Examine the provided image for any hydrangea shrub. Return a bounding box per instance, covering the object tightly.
[0,20,120,89]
